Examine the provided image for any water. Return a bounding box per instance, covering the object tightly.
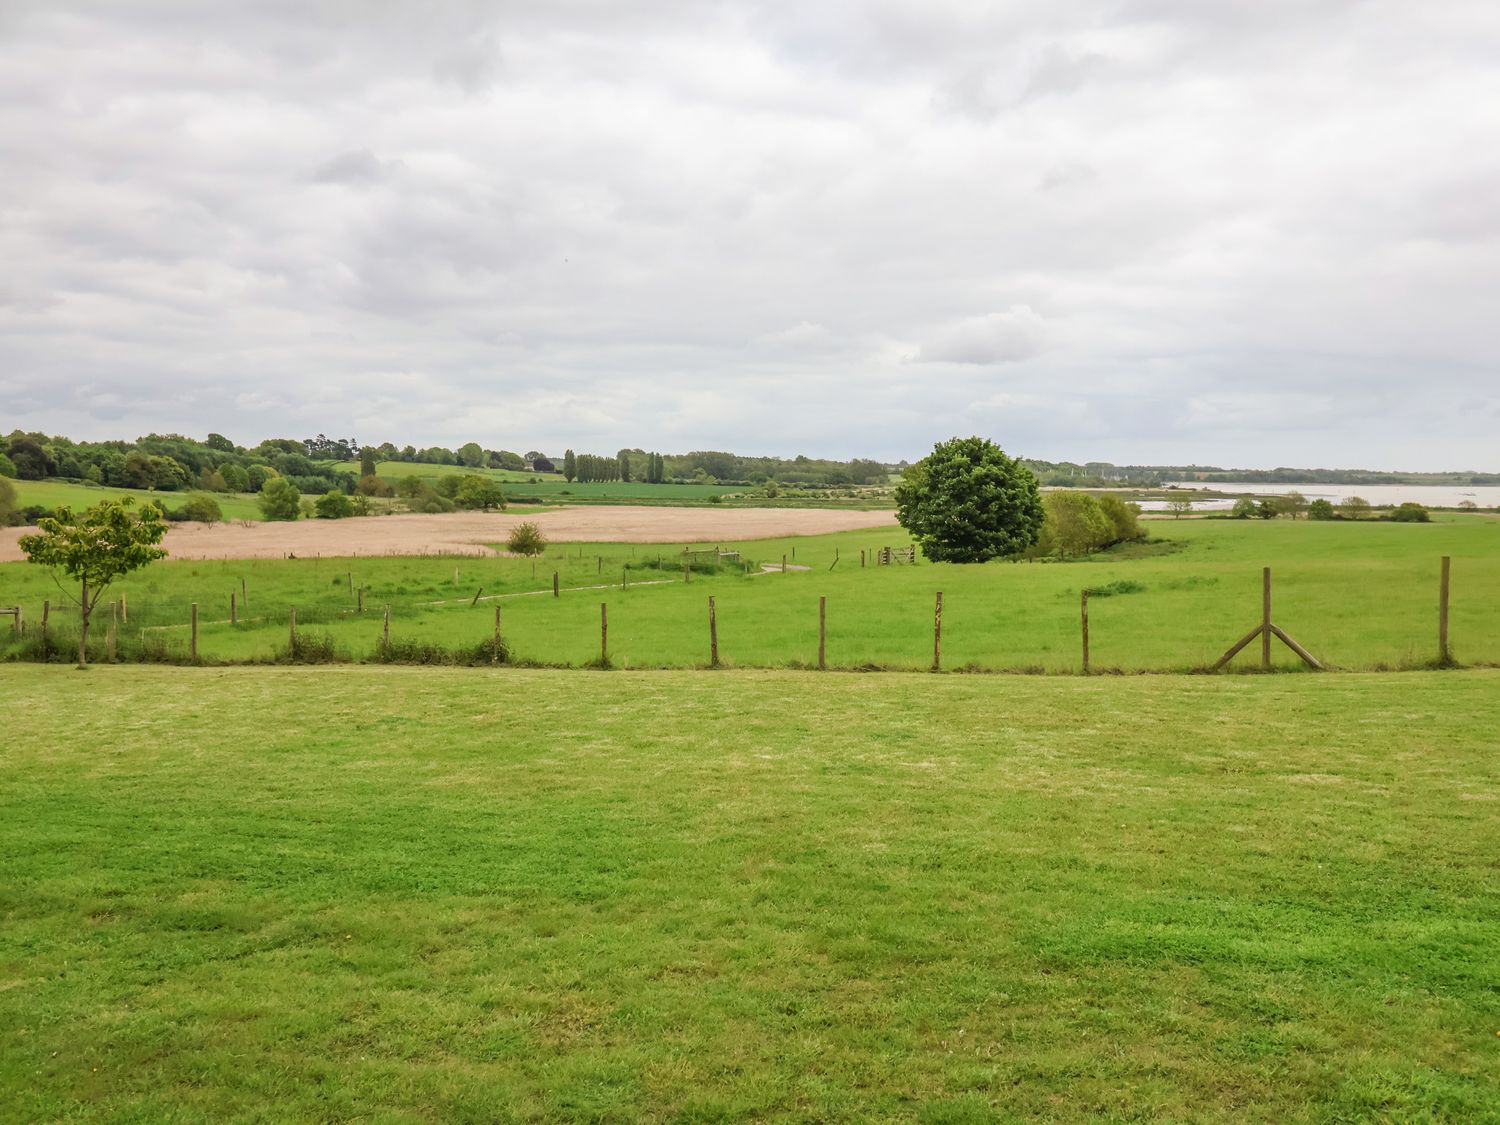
[1148,482,1500,512]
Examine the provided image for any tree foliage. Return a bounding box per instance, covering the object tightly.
[506,521,547,556]
[258,477,302,520]
[18,499,168,665]
[314,491,354,519]
[894,437,1044,563]
[455,475,506,511]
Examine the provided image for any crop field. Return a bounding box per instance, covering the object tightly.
[0,666,1495,1121]
[2,514,1496,672]
[8,478,266,522]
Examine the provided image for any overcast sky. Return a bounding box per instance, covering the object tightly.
[2,1,1497,469]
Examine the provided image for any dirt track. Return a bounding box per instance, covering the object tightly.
[0,506,900,562]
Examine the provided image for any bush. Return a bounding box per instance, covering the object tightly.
[1390,502,1431,523]
[1308,499,1336,520]
[507,521,547,556]
[177,492,223,524]
[1230,497,1258,519]
[315,491,354,519]
[1096,495,1142,542]
[258,477,301,520]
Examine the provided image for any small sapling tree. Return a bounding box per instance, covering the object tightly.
[894,436,1043,563]
[507,521,547,556]
[19,498,168,666]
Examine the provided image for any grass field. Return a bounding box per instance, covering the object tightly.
[2,514,1496,671]
[8,478,266,522]
[0,666,1495,1120]
[336,460,754,501]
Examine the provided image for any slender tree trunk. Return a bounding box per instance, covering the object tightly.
[78,576,90,666]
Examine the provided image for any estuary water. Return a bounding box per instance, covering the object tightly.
[1153,481,1500,511]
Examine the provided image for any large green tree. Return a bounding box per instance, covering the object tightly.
[894,437,1043,563]
[18,499,168,665]
[563,449,577,483]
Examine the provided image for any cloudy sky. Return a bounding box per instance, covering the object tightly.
[2,1,1497,469]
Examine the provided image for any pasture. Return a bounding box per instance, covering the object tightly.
[1,666,1495,1120]
[337,460,752,501]
[1,514,1496,672]
[7,478,265,522]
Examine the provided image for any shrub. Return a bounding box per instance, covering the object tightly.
[1390,502,1431,523]
[315,491,354,519]
[1038,492,1112,557]
[507,521,547,556]
[1230,497,1258,519]
[258,477,301,520]
[1096,495,1142,542]
[1339,496,1371,519]
[1308,498,1336,520]
[177,492,223,524]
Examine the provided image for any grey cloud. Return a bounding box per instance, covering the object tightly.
[913,308,1049,365]
[312,149,390,185]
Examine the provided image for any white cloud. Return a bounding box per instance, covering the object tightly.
[0,1,1496,468]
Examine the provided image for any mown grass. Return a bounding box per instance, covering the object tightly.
[0,666,1495,1121]
[3,514,1497,672]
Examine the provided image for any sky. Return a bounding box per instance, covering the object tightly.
[2,1,1497,470]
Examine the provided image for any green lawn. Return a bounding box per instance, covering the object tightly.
[3,514,1496,671]
[0,666,1495,1121]
[9,478,265,522]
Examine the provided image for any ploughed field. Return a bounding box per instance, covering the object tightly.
[2,514,1496,672]
[1,666,1495,1121]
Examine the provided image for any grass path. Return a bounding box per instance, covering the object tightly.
[1,666,1496,1121]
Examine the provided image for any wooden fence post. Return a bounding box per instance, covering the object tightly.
[383,604,390,645]
[933,591,943,671]
[782,553,787,573]
[623,567,628,590]
[241,576,247,607]
[597,556,602,575]
[600,602,608,664]
[190,603,198,662]
[289,606,297,649]
[230,592,237,625]
[358,588,365,613]
[1439,555,1452,665]
[41,599,49,652]
[818,596,827,670]
[1081,590,1090,674]
[709,596,719,668]
[860,549,865,568]
[553,572,560,598]
[1261,567,1272,670]
[120,593,128,624]
[470,587,483,606]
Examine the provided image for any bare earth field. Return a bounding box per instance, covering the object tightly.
[0,506,900,561]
